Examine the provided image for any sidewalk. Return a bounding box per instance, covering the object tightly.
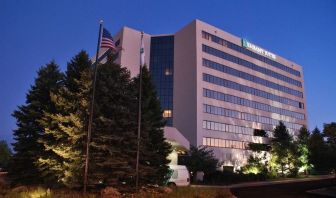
[191,175,335,189]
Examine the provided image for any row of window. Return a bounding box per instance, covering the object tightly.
[203,120,272,136]
[203,137,248,150]
[203,73,303,108]
[203,58,303,98]
[202,44,302,87]
[204,119,296,136]
[203,88,305,120]
[152,80,174,89]
[203,104,302,131]
[150,51,173,56]
[202,31,301,77]
[158,99,172,108]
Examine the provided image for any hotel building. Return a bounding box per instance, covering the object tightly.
[107,19,307,169]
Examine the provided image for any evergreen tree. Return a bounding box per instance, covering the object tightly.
[132,66,172,186]
[323,122,336,145]
[9,62,63,185]
[323,122,336,175]
[183,146,218,182]
[90,55,137,189]
[242,155,268,175]
[296,126,312,174]
[308,127,329,174]
[0,140,12,170]
[270,121,294,176]
[243,129,270,175]
[253,129,268,137]
[38,51,92,187]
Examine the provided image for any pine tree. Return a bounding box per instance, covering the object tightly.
[183,146,218,182]
[9,62,63,185]
[296,126,311,174]
[308,127,330,174]
[270,121,293,176]
[38,51,92,187]
[0,140,12,170]
[90,55,137,189]
[323,122,336,176]
[132,66,172,186]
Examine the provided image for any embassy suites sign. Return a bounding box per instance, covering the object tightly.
[242,39,277,60]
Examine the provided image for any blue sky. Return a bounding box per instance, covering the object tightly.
[1,0,335,144]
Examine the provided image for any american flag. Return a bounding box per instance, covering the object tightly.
[100,28,117,51]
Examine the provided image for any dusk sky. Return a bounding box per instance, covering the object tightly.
[1,0,335,145]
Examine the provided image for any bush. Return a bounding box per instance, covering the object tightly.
[0,186,97,198]
[203,171,267,185]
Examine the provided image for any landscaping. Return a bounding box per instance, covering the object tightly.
[0,185,235,198]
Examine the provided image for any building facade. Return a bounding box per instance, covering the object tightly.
[112,19,307,169]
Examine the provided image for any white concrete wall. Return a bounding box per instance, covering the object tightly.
[173,20,198,146]
[114,27,151,77]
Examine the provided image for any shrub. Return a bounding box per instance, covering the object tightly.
[203,171,267,185]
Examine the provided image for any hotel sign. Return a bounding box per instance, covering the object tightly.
[242,39,276,60]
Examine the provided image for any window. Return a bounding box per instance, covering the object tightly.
[201,31,301,77]
[214,139,219,147]
[202,45,302,88]
[203,73,302,108]
[218,139,222,147]
[206,138,211,146]
[164,68,173,76]
[203,104,302,132]
[163,110,172,118]
[211,138,215,146]
[215,122,219,130]
[150,36,174,126]
[207,121,211,129]
[203,120,207,129]
[211,122,215,130]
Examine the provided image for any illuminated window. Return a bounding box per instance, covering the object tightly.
[162,110,172,118]
[219,139,224,147]
[210,138,215,147]
[214,139,219,147]
[206,138,211,146]
[164,68,173,76]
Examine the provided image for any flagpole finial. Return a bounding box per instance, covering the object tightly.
[99,19,104,24]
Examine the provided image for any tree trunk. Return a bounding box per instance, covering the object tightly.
[281,164,284,177]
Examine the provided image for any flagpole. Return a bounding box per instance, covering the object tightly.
[84,19,103,193]
[135,31,144,192]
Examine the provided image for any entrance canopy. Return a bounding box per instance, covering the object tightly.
[164,126,190,151]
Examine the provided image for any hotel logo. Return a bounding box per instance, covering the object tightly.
[242,39,276,60]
